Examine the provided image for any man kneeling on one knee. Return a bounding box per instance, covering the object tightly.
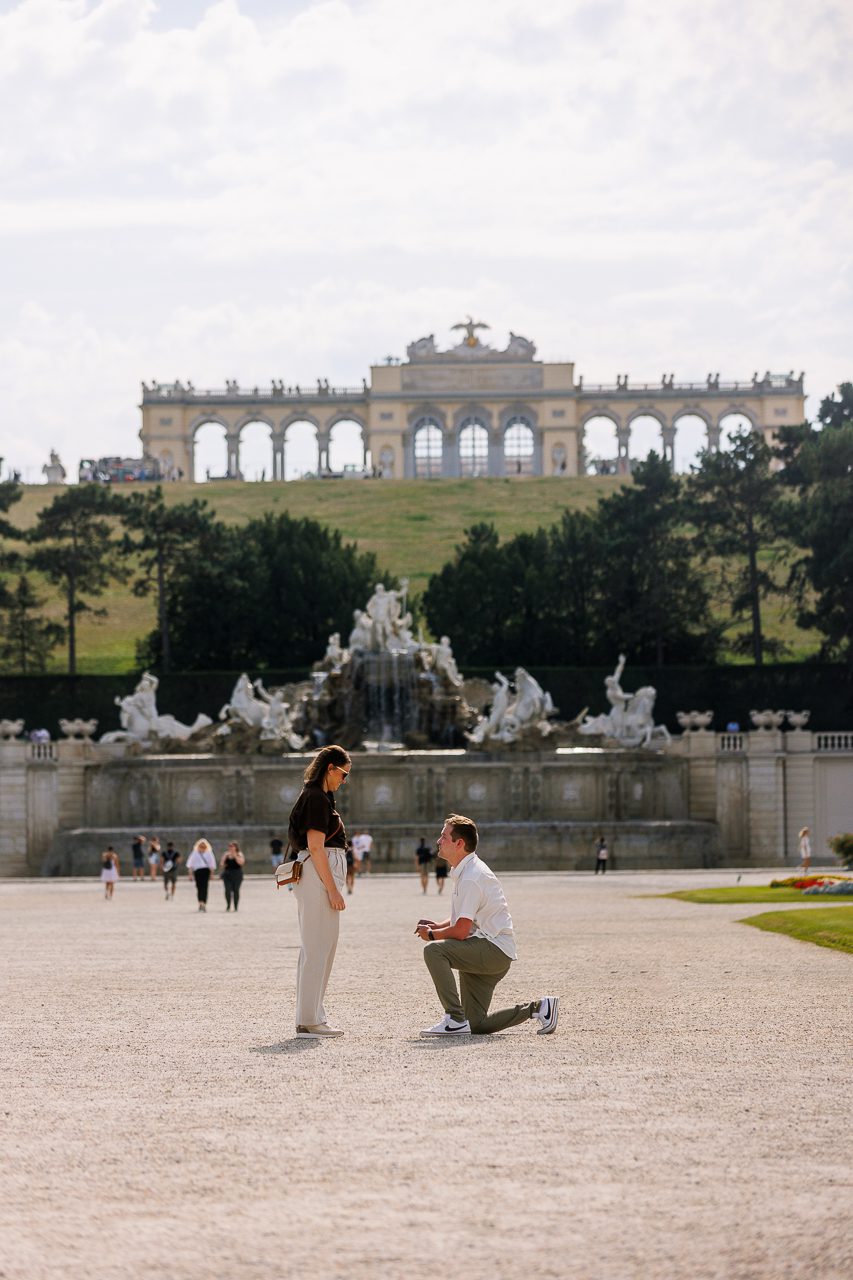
[415,813,559,1037]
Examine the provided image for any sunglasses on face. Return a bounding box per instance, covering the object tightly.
[333,765,350,782]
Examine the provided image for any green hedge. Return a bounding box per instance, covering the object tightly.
[1,663,852,737]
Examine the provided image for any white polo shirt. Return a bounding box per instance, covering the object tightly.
[450,853,517,961]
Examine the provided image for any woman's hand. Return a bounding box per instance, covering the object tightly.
[327,886,346,912]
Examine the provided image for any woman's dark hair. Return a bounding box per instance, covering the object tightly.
[303,744,351,785]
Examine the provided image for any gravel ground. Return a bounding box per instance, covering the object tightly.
[0,869,850,1280]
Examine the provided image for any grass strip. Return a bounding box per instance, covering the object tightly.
[664,887,830,904]
[739,907,853,954]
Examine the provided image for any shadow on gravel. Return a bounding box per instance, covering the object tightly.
[407,1036,506,1048]
[250,1040,320,1054]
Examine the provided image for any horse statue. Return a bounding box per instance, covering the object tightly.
[218,674,267,728]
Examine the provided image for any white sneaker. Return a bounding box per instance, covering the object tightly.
[535,996,560,1035]
[420,1015,471,1037]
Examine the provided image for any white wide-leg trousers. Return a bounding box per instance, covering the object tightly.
[292,849,346,1028]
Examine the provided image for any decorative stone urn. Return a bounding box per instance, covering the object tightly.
[0,718,25,740]
[58,718,99,741]
[676,710,713,731]
[785,710,811,730]
[749,709,786,731]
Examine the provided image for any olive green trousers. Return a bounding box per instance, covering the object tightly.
[423,936,537,1033]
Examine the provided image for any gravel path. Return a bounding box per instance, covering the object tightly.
[0,871,850,1280]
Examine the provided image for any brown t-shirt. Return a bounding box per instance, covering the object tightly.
[288,782,346,851]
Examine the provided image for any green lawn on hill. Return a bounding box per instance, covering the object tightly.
[8,476,821,673]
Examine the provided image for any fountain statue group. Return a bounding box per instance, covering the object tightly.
[578,654,670,748]
[101,672,212,745]
[94,583,669,754]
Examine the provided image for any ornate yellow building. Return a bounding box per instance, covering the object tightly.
[139,322,806,480]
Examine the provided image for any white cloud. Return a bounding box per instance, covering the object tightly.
[0,0,850,481]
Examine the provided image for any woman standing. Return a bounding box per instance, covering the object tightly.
[187,838,216,912]
[798,827,812,872]
[287,745,352,1038]
[220,841,245,912]
[148,836,162,882]
[100,846,120,900]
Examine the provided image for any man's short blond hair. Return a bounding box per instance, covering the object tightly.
[445,813,478,853]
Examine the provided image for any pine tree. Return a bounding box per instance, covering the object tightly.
[0,575,64,673]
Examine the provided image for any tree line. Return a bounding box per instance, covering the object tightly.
[1,382,851,675]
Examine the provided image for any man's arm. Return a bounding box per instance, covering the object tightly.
[415,917,471,942]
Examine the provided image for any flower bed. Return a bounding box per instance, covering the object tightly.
[768,875,853,895]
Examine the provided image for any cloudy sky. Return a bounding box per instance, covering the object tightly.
[1,0,851,482]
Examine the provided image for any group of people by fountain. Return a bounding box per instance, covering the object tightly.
[99,833,246,911]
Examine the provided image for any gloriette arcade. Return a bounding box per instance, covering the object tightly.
[138,321,806,483]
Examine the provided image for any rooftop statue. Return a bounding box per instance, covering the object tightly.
[451,315,491,347]
[405,322,537,364]
[579,655,670,748]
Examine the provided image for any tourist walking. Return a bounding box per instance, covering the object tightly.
[187,838,216,912]
[270,837,285,869]
[162,842,181,900]
[220,841,245,912]
[148,836,161,881]
[594,835,609,874]
[414,813,559,1037]
[359,829,373,875]
[100,846,119,900]
[415,837,433,893]
[798,826,812,872]
[131,835,146,882]
[287,745,352,1037]
[435,853,449,894]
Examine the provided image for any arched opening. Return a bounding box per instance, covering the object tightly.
[458,420,489,477]
[719,412,755,450]
[328,419,365,475]
[503,418,534,476]
[582,416,619,475]
[413,420,443,478]
[627,415,665,466]
[193,422,228,483]
[672,414,709,472]
[239,420,273,481]
[283,420,319,481]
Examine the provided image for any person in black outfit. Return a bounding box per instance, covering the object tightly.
[220,841,246,911]
[594,835,609,875]
[131,835,146,882]
[415,837,433,894]
[162,842,181,900]
[287,744,352,1037]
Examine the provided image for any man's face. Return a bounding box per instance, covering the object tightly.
[437,823,463,860]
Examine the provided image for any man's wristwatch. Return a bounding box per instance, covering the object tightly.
[427,928,434,940]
